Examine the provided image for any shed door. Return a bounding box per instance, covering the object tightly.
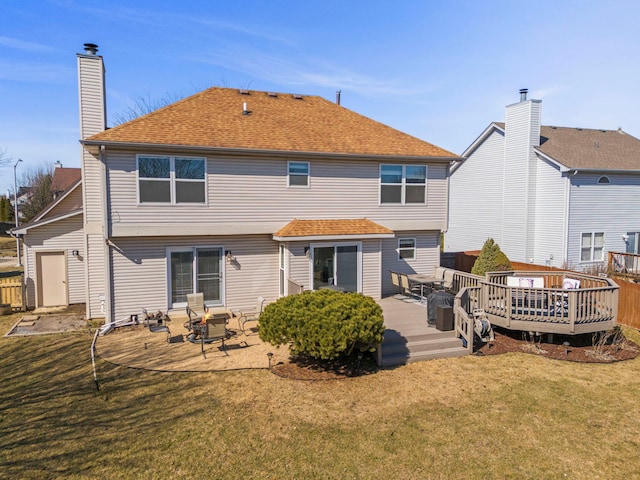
[36,251,68,307]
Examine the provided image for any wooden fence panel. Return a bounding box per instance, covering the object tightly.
[613,277,640,329]
[0,272,24,311]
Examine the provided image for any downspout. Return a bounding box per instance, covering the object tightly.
[562,170,575,265]
[99,145,113,325]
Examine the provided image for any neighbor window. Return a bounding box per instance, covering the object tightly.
[398,238,416,260]
[380,164,427,204]
[138,155,205,204]
[288,161,309,186]
[581,232,604,262]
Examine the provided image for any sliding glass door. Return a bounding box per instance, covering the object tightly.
[169,247,223,307]
[312,243,360,292]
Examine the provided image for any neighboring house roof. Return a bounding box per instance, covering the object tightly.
[23,180,83,225]
[85,87,458,159]
[12,208,83,235]
[51,167,81,195]
[493,122,640,172]
[273,219,395,241]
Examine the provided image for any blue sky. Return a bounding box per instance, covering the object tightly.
[2,0,640,195]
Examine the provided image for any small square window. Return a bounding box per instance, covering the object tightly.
[398,238,416,260]
[288,161,309,186]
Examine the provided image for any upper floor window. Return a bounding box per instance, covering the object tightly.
[380,164,427,204]
[581,232,604,262]
[597,176,610,184]
[288,161,309,186]
[398,238,416,260]
[138,155,206,204]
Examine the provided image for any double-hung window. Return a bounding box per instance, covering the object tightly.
[581,232,604,262]
[380,164,427,204]
[288,161,309,186]
[138,155,206,204]
[398,238,416,260]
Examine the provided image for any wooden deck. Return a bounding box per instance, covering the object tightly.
[377,295,467,367]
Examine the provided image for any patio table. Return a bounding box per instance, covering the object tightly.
[407,274,445,298]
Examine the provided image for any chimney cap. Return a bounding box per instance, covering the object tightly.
[519,88,528,101]
[83,43,99,55]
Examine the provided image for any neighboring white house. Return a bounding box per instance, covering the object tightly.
[16,44,461,321]
[446,89,640,271]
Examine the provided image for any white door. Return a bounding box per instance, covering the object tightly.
[36,251,67,307]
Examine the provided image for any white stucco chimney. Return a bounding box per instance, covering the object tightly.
[77,43,106,139]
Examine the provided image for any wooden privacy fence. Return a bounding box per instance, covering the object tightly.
[0,271,25,311]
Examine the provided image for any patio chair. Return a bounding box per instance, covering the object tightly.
[185,293,207,329]
[142,308,171,342]
[399,273,422,298]
[237,296,265,334]
[390,271,401,294]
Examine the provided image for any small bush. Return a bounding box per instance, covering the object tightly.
[258,289,385,360]
[471,238,512,277]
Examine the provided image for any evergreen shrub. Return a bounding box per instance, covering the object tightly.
[258,289,385,360]
[471,238,512,277]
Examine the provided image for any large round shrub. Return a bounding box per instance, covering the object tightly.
[258,289,385,360]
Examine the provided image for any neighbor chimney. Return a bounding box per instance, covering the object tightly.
[336,89,341,105]
[54,161,62,169]
[77,43,106,139]
[519,88,528,102]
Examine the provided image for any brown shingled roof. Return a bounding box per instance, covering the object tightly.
[494,122,640,171]
[537,126,640,171]
[88,87,457,158]
[274,219,393,238]
[51,167,81,194]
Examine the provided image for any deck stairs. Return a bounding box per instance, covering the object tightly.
[377,295,468,367]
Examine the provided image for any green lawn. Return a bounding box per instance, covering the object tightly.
[1,310,639,479]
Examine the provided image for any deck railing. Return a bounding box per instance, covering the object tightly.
[287,279,305,295]
[479,271,617,334]
[609,251,640,279]
[454,286,481,354]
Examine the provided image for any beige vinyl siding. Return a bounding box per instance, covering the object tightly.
[22,215,85,308]
[108,235,279,321]
[42,188,83,220]
[381,231,440,297]
[361,239,382,298]
[105,150,448,231]
[287,243,310,292]
[86,233,106,319]
[77,54,106,140]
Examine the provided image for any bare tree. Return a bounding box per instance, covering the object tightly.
[0,147,10,168]
[111,91,185,126]
[18,163,55,223]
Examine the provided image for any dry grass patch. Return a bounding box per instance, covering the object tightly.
[0,235,17,257]
[1,310,640,479]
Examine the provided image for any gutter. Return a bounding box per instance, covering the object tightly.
[80,139,462,164]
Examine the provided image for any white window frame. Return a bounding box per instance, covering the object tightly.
[379,164,427,205]
[137,155,207,204]
[288,161,310,187]
[166,245,225,308]
[308,241,362,293]
[398,237,416,260]
[580,232,605,262]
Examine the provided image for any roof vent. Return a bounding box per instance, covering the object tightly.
[83,43,98,55]
[267,92,278,98]
[293,94,303,100]
[239,89,250,95]
[519,88,528,101]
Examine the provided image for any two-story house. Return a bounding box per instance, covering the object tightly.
[446,89,640,271]
[16,44,460,323]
